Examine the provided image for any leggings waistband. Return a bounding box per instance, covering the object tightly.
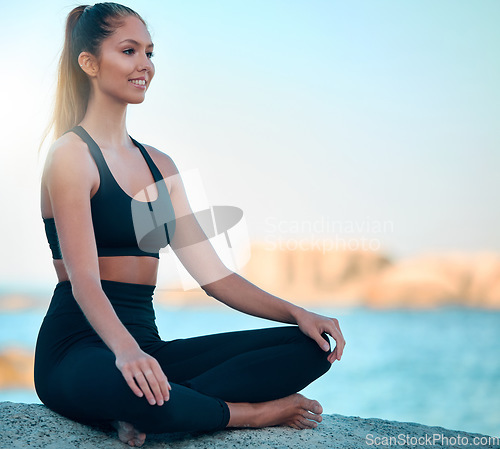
[55,279,156,298]
[49,279,157,321]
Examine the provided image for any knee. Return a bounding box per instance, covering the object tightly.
[275,325,332,376]
[295,328,333,376]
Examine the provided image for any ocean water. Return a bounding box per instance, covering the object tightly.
[0,303,499,438]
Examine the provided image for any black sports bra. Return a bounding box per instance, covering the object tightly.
[43,125,176,260]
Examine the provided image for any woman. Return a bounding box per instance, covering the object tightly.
[35,3,346,447]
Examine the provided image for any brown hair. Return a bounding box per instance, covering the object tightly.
[39,3,145,151]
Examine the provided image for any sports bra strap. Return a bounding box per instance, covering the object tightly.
[130,137,165,184]
[66,126,109,175]
[66,125,165,186]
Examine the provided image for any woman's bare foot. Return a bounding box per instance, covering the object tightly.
[226,393,323,430]
[112,420,147,447]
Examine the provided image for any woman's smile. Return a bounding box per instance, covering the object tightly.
[129,77,147,89]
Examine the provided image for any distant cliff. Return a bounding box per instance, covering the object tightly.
[0,348,33,389]
[1,402,498,448]
[157,244,500,308]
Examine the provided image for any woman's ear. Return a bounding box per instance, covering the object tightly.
[78,52,98,77]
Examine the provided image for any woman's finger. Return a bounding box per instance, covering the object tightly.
[134,372,156,405]
[123,371,144,398]
[143,368,164,406]
[327,346,338,364]
[327,318,345,359]
[314,333,331,352]
[336,325,346,360]
[151,363,170,401]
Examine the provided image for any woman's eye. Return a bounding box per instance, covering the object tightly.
[147,52,154,59]
[123,48,134,55]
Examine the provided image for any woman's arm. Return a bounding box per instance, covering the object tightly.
[44,135,170,406]
[203,272,345,364]
[155,151,345,363]
[203,271,305,324]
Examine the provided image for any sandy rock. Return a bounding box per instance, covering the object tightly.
[240,244,390,305]
[0,348,34,389]
[0,402,498,449]
[364,251,500,308]
[0,293,39,311]
[465,252,500,307]
[238,245,500,308]
[363,256,462,308]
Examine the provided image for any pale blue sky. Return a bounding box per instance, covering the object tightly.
[0,0,499,287]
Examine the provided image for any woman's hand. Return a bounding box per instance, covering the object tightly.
[115,346,172,406]
[294,308,346,364]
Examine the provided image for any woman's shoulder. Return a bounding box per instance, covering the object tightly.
[141,143,180,178]
[42,131,97,183]
[46,131,89,163]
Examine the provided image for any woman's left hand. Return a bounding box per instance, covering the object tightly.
[295,309,346,364]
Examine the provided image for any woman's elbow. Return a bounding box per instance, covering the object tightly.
[200,269,235,298]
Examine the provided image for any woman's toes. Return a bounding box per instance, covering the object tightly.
[134,430,146,447]
[301,417,318,429]
[303,398,322,415]
[304,411,322,422]
[112,420,146,447]
[311,401,322,414]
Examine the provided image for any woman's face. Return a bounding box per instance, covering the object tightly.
[90,15,155,104]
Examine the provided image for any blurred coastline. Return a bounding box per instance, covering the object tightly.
[143,243,498,309]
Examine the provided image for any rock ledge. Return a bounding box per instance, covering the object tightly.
[0,402,498,448]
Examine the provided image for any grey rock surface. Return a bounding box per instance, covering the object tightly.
[0,402,498,449]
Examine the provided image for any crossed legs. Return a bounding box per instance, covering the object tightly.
[50,325,332,445]
[147,325,332,403]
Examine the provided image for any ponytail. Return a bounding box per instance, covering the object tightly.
[54,5,89,141]
[39,3,145,152]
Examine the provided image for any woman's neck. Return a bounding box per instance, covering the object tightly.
[79,91,131,150]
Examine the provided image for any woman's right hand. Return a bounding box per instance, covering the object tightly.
[115,346,171,406]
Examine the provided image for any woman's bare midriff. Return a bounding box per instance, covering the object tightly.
[53,256,159,286]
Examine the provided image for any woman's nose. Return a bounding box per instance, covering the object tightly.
[138,55,154,72]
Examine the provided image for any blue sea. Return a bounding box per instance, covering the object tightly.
[1,302,499,438]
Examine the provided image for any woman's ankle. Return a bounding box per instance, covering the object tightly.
[225,401,260,428]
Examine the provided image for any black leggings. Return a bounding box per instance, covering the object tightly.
[34,279,332,434]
